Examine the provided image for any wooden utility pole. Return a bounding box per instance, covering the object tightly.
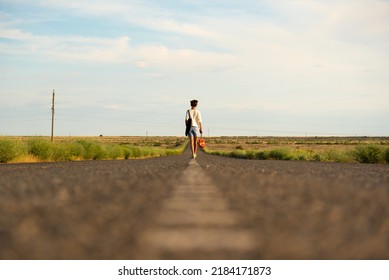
[51,90,55,142]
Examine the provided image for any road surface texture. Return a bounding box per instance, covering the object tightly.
[1,147,389,259]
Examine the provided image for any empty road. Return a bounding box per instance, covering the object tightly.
[1,147,389,259]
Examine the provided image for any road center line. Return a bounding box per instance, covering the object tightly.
[136,159,258,259]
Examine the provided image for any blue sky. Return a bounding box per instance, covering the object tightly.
[1,0,388,136]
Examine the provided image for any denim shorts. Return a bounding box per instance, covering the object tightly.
[188,126,200,137]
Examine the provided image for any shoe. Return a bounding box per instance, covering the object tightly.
[193,154,197,159]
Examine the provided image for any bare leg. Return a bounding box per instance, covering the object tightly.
[193,136,198,155]
[190,136,195,157]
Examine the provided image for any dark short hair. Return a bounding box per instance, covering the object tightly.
[190,100,198,106]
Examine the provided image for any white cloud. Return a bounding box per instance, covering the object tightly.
[35,0,134,15]
[1,0,388,135]
[141,17,216,38]
[135,60,148,68]
[0,24,238,72]
[24,0,216,39]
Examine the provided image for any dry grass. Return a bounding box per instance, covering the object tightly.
[206,136,389,150]
[2,136,186,147]
[204,136,389,163]
[0,136,188,163]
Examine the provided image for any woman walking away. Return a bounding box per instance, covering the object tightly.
[185,99,203,159]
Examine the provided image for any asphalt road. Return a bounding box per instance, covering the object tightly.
[1,147,389,259]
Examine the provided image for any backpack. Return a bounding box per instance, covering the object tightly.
[185,110,192,136]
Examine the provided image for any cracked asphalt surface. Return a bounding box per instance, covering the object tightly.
[1,147,389,259]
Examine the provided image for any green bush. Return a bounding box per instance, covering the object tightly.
[294,150,307,161]
[268,148,293,160]
[0,137,187,163]
[0,139,19,163]
[27,138,52,160]
[68,142,86,159]
[165,149,180,156]
[51,142,86,161]
[124,146,165,158]
[141,148,151,157]
[75,140,107,160]
[353,145,382,164]
[51,143,70,161]
[130,146,142,158]
[106,145,123,159]
[255,151,269,160]
[312,154,321,162]
[204,143,389,164]
[231,150,246,159]
[122,146,144,158]
[123,147,131,159]
[245,150,256,159]
[92,145,107,160]
[383,148,389,163]
[321,149,351,163]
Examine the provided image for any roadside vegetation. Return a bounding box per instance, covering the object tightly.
[2,136,389,164]
[0,136,188,163]
[203,136,389,164]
